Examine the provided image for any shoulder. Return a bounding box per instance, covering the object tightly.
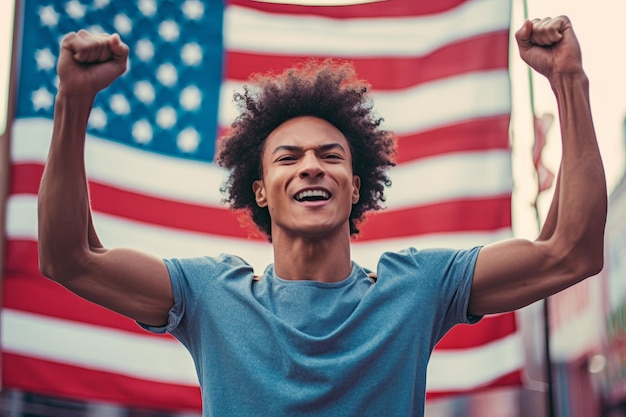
[378,246,481,268]
[374,246,482,286]
[164,253,254,282]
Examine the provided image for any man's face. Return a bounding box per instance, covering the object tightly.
[253,116,360,240]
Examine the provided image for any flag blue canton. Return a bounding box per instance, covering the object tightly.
[17,0,225,161]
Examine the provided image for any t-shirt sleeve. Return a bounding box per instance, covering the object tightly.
[428,246,483,340]
[137,258,187,334]
[379,246,482,344]
[448,246,483,325]
[137,254,252,336]
[428,245,482,349]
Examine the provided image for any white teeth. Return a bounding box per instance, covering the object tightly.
[295,189,330,201]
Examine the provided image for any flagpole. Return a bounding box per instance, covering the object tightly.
[521,1,556,416]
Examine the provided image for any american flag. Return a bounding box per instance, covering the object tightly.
[3,0,523,412]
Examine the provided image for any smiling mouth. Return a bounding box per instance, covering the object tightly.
[295,189,331,202]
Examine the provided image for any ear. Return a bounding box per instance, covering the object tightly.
[351,175,360,204]
[253,179,268,208]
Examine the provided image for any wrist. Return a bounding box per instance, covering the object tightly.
[55,91,96,120]
[53,92,96,135]
[549,71,589,94]
[56,88,98,102]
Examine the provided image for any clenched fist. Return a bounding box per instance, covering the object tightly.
[57,30,129,96]
[515,15,584,83]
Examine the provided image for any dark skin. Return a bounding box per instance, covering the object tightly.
[38,16,606,326]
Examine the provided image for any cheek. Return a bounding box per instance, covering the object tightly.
[260,173,288,204]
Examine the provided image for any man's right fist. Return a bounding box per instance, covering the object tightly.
[57,30,129,96]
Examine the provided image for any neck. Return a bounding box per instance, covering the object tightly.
[270,229,352,283]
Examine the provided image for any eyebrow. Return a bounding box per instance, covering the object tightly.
[270,143,347,155]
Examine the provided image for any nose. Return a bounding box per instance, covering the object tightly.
[298,151,325,178]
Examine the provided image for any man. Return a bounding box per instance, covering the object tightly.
[38,16,606,416]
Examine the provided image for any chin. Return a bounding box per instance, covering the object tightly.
[297,223,349,238]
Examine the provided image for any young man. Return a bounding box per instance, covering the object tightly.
[38,16,606,416]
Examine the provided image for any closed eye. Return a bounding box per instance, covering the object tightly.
[275,155,298,163]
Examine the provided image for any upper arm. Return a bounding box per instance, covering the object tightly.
[468,237,597,316]
[45,247,174,327]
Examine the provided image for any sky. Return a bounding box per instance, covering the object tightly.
[1,0,624,239]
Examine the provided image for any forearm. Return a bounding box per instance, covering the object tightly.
[38,92,101,280]
[549,72,606,271]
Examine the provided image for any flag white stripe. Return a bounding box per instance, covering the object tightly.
[351,230,511,268]
[387,150,511,210]
[218,70,511,134]
[2,308,520,391]
[11,120,512,210]
[6,195,510,272]
[225,0,510,57]
[2,308,199,385]
[374,71,511,134]
[426,329,523,390]
[11,119,228,206]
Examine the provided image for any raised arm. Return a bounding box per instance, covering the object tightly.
[38,31,173,326]
[468,16,607,315]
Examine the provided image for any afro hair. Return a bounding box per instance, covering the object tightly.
[216,59,397,240]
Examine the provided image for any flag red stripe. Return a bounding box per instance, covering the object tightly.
[396,115,511,163]
[225,31,510,90]
[4,352,521,408]
[10,165,511,240]
[2,353,201,412]
[436,314,518,350]
[227,0,468,19]
[360,196,511,240]
[10,164,258,240]
[5,239,39,278]
[425,370,523,400]
[10,163,42,194]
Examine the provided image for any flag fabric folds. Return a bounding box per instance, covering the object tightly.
[3,0,522,412]
[533,113,556,194]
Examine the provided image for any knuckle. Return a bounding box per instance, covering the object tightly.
[61,31,77,44]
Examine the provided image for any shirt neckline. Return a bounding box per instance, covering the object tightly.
[267,262,365,288]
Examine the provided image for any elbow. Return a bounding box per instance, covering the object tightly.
[38,251,65,283]
[577,232,605,278]
[38,245,55,280]
[552,223,605,281]
[37,245,85,285]
[38,258,53,281]
[563,242,604,282]
[581,250,604,278]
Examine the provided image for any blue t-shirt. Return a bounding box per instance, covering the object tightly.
[143,246,481,417]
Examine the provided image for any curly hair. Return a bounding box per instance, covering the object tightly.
[216,59,397,240]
